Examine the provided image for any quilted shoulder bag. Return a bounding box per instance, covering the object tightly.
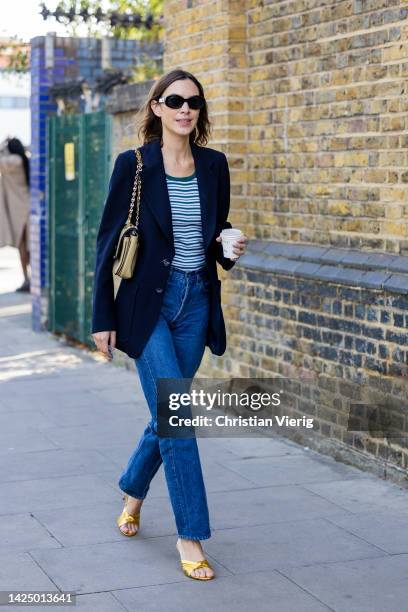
[112,148,142,300]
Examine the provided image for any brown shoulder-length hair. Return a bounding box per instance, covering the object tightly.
[137,68,211,146]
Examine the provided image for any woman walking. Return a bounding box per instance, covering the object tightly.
[91,68,248,580]
[0,138,31,292]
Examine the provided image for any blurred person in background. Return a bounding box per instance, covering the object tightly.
[0,137,31,292]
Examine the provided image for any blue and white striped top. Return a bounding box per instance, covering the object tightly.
[165,171,206,271]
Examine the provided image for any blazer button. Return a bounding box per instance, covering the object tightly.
[162,258,170,266]
[155,287,163,293]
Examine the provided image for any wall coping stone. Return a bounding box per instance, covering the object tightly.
[238,240,408,294]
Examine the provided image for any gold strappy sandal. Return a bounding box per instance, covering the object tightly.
[176,540,215,580]
[116,493,140,537]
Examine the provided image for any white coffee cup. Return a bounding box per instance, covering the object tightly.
[220,228,243,260]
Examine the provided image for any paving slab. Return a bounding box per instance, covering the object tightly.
[220,452,368,487]
[206,484,355,530]
[0,425,59,454]
[0,389,97,411]
[37,401,144,428]
[0,449,118,483]
[0,552,56,590]
[36,419,148,450]
[0,514,62,554]
[204,519,386,574]
[33,497,176,547]
[280,554,408,612]
[325,508,408,554]
[88,384,145,404]
[302,477,408,514]
[113,569,332,612]
[0,410,55,431]
[0,475,118,516]
[30,537,231,593]
[197,434,305,458]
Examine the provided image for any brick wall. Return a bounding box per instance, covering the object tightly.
[109,1,408,481]
[221,242,408,477]
[164,0,408,252]
[245,0,408,251]
[162,0,408,481]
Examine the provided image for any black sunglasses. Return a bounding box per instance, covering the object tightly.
[156,94,205,110]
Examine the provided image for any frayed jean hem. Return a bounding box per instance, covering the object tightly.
[177,532,211,541]
[118,485,147,501]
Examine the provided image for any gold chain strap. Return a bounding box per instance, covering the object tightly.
[126,148,143,227]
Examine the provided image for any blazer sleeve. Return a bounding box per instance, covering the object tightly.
[215,152,236,272]
[91,152,132,334]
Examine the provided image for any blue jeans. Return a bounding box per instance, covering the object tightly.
[118,265,212,540]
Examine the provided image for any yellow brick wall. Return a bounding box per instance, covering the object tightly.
[110,2,408,476]
[113,0,408,374]
[164,0,408,253]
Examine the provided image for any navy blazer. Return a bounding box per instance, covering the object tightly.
[91,138,236,359]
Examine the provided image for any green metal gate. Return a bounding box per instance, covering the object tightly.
[48,111,112,346]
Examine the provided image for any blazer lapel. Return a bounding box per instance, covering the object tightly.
[192,141,217,252]
[140,138,217,253]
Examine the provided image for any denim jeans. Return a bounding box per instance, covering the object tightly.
[118,264,212,540]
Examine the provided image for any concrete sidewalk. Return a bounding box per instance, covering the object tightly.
[1,247,408,612]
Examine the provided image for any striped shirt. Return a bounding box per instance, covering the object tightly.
[165,171,206,271]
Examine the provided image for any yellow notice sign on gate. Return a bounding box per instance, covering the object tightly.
[64,142,75,181]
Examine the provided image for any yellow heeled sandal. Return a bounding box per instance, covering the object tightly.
[176,541,215,580]
[116,494,140,537]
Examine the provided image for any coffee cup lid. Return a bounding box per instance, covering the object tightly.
[220,228,242,236]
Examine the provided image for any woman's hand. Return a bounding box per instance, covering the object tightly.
[216,232,249,261]
[92,330,116,360]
